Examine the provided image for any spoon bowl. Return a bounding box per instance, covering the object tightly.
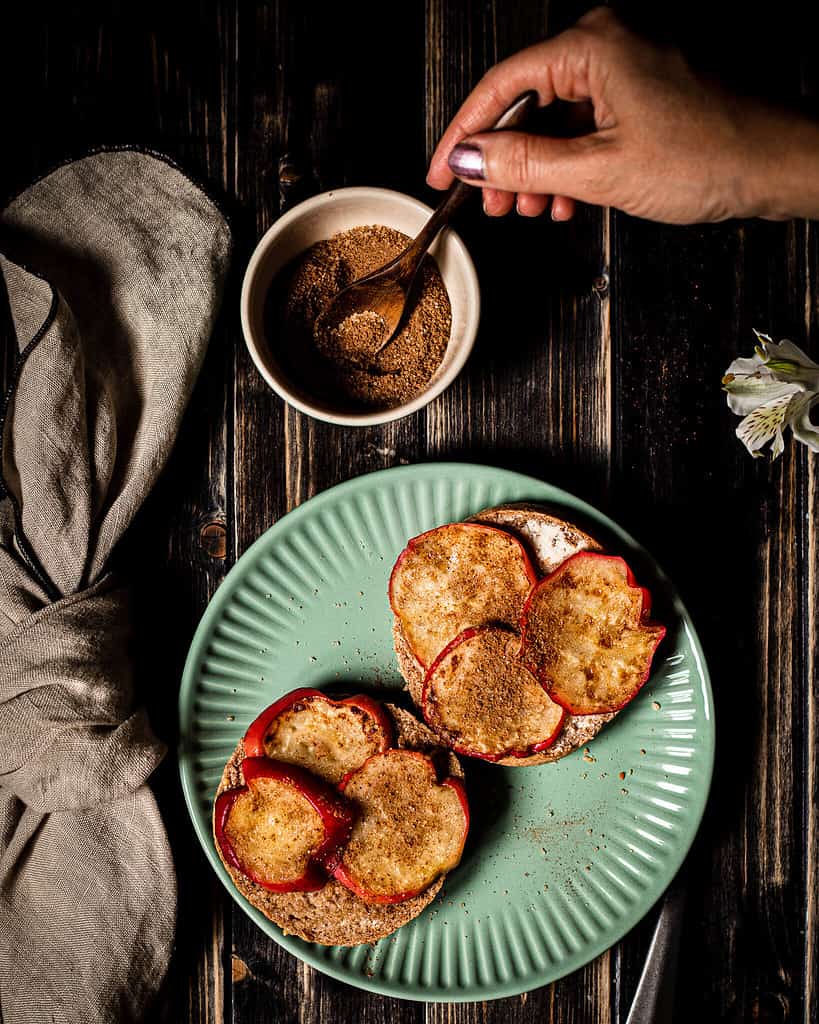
[314,273,406,365]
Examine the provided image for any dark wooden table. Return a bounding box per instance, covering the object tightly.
[3,2,818,1021]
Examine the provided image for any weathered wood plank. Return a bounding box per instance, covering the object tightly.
[424,3,613,1023]
[609,208,810,1022]
[143,8,240,1022]
[802,220,814,1024]
[799,51,819,1024]
[806,425,818,1024]
[229,3,426,1021]
[424,0,610,496]
[606,7,818,1018]
[231,0,429,553]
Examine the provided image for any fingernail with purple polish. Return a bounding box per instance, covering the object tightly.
[448,143,485,181]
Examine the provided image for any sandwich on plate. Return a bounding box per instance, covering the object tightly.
[213,688,469,945]
[390,504,666,765]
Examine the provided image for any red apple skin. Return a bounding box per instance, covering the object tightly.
[519,552,667,716]
[243,687,394,759]
[420,626,567,762]
[214,757,353,892]
[332,750,470,905]
[387,523,539,666]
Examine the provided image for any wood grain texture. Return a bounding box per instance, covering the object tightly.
[422,3,615,1022]
[228,3,426,1021]
[806,226,819,1024]
[607,7,817,1018]
[798,55,819,1024]
[608,205,813,1023]
[423,1,611,506]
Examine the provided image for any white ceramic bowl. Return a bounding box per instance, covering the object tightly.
[240,187,480,427]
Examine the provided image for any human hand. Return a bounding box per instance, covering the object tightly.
[427,6,819,224]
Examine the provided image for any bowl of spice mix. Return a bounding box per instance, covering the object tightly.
[240,187,480,426]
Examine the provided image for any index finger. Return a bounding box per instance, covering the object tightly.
[426,31,595,189]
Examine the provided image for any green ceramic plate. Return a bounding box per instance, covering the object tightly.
[179,463,714,1002]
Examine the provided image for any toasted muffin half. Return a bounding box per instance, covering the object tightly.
[213,704,462,945]
[392,504,615,766]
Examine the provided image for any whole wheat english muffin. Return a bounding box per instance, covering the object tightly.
[392,504,615,766]
[213,704,462,945]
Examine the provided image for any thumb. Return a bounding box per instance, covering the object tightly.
[448,130,609,204]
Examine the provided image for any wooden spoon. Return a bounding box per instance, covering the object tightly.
[315,90,539,363]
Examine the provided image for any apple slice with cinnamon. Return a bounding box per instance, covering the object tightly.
[421,626,566,761]
[520,552,666,715]
[389,522,537,668]
[244,688,394,784]
[332,749,469,905]
[214,757,353,892]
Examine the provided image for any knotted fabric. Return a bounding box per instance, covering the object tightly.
[0,150,231,1022]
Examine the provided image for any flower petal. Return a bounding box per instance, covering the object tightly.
[770,425,786,459]
[724,353,766,378]
[723,376,798,416]
[788,393,819,452]
[760,337,819,371]
[757,338,819,390]
[735,392,794,458]
[726,332,819,457]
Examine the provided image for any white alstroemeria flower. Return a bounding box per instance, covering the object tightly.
[722,330,819,458]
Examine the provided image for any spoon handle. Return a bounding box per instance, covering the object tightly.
[397,89,540,281]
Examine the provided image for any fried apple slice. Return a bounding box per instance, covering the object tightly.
[214,757,353,892]
[332,749,469,905]
[389,522,537,668]
[421,626,565,761]
[244,688,394,785]
[520,552,666,715]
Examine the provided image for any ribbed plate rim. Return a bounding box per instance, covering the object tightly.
[178,462,715,1002]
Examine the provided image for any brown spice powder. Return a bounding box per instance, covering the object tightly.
[319,310,389,363]
[265,225,452,410]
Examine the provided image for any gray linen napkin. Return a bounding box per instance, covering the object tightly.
[0,150,231,1023]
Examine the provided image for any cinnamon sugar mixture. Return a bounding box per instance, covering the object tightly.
[265,225,452,410]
